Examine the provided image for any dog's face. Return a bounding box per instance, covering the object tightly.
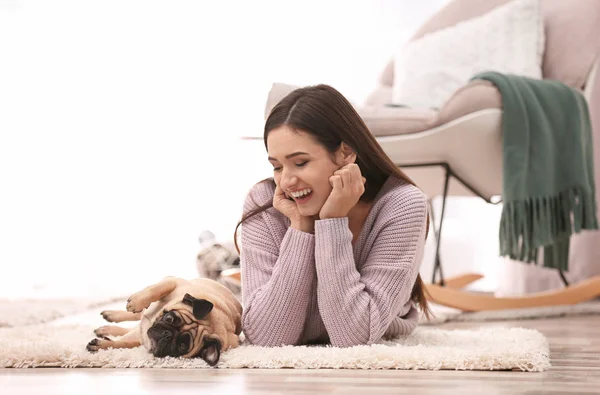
[146,293,222,366]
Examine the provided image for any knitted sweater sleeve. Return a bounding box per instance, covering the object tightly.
[314,186,428,347]
[240,182,316,346]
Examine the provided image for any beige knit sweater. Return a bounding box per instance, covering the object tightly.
[240,176,428,347]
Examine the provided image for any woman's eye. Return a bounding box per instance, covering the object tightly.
[272,161,306,172]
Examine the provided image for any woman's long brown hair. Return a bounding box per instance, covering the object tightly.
[234,84,432,319]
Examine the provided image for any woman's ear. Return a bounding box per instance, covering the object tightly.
[339,142,357,164]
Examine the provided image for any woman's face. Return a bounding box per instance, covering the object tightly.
[267,126,342,217]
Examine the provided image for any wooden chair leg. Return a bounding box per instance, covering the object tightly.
[425,275,600,311]
[437,273,484,289]
[220,268,241,283]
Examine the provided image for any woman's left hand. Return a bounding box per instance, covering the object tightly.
[319,164,366,219]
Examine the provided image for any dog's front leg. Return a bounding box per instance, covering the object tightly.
[87,329,142,353]
[100,310,142,323]
[94,325,131,338]
[126,276,178,313]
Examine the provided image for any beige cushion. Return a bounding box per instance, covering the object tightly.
[364,81,502,136]
[379,0,600,89]
[392,0,543,109]
[366,80,502,136]
[360,106,437,137]
[411,0,510,40]
[364,86,393,107]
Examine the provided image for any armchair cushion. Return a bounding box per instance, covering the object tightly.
[380,0,600,90]
[359,106,437,137]
[363,81,502,137]
[391,0,544,109]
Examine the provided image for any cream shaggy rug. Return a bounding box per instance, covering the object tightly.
[0,324,550,371]
[0,296,127,327]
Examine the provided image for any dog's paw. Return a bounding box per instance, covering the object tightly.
[126,292,150,313]
[86,338,109,353]
[100,310,120,323]
[94,326,113,338]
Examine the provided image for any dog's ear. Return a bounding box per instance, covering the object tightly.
[198,337,221,366]
[182,293,213,320]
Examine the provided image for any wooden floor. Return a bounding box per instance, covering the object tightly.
[1,315,599,395]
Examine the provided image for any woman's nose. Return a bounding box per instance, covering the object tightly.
[280,169,298,190]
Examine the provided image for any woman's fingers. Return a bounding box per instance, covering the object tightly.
[341,168,352,188]
[349,164,361,186]
[333,164,365,191]
[275,184,289,200]
[329,174,343,190]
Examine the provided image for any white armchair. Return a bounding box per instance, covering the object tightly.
[362,0,600,310]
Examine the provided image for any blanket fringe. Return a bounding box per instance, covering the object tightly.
[499,186,598,271]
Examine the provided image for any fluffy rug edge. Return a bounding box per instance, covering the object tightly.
[0,325,550,372]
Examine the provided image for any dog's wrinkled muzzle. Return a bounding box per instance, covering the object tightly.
[147,323,176,357]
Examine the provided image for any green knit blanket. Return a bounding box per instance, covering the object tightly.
[471,72,598,271]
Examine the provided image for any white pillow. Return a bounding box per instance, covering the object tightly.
[392,0,545,109]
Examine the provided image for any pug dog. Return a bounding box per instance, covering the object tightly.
[86,276,242,366]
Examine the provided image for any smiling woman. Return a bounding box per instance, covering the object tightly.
[233,84,431,348]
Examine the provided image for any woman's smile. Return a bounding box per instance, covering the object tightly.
[292,189,313,205]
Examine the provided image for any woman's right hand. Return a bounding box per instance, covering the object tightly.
[273,184,315,233]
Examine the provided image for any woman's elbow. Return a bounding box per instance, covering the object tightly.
[327,324,388,347]
[243,329,300,347]
[242,314,301,347]
[245,336,295,347]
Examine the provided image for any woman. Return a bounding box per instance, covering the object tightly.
[234,84,431,347]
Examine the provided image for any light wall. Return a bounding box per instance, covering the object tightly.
[0,0,506,299]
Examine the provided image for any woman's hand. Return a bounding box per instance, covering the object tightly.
[273,183,316,233]
[319,164,366,220]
